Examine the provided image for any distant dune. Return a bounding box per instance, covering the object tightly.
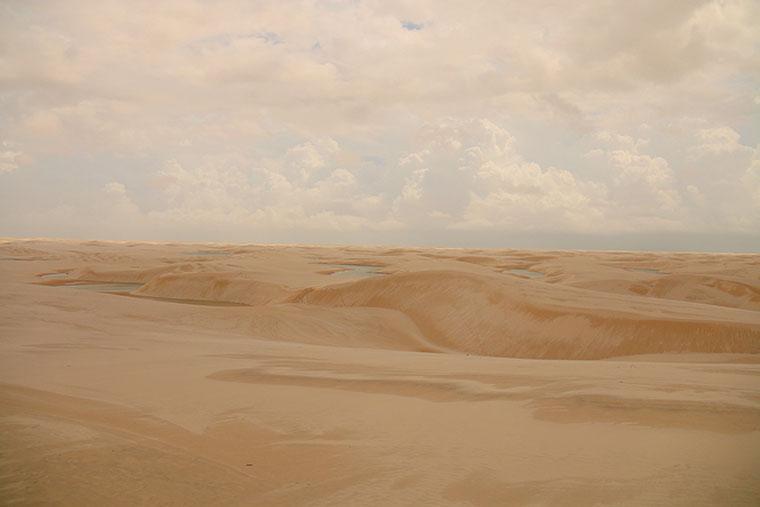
[569,274,760,312]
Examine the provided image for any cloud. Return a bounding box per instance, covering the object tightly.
[590,132,681,213]
[138,142,389,233]
[0,0,758,248]
[742,148,760,209]
[693,126,748,156]
[389,119,603,231]
[102,181,141,218]
[0,142,23,173]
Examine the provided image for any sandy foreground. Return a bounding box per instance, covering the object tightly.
[1,238,759,505]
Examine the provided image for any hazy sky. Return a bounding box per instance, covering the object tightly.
[1,1,759,251]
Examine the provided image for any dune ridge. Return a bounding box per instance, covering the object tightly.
[135,272,293,306]
[289,270,760,359]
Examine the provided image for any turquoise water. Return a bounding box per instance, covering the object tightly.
[66,282,143,293]
[632,268,666,275]
[507,269,544,279]
[328,264,384,277]
[40,272,69,280]
[186,250,229,256]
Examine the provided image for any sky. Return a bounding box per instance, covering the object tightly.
[1,0,759,251]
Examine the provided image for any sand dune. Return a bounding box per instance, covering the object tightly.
[20,244,760,360]
[1,238,759,505]
[50,265,760,359]
[135,272,293,306]
[570,273,760,311]
[217,304,439,352]
[291,270,760,359]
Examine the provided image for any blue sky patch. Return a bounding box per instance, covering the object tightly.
[402,21,423,31]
